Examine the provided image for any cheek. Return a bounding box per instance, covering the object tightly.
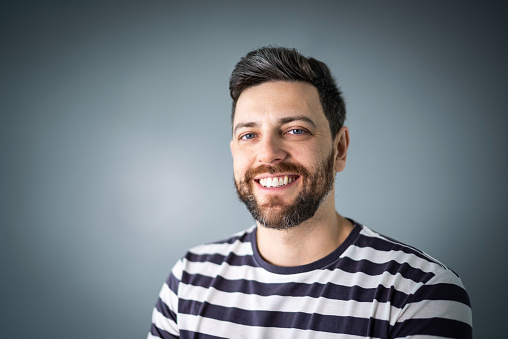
[232,157,248,181]
[290,147,319,166]
[292,145,331,171]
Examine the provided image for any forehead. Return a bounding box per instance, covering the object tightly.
[233,81,326,127]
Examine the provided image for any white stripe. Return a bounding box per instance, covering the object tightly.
[189,239,253,256]
[147,333,161,339]
[182,260,423,295]
[426,268,466,289]
[178,313,368,339]
[179,283,402,322]
[171,259,183,281]
[345,245,443,274]
[395,336,451,339]
[397,299,473,326]
[159,283,178,314]
[360,226,447,268]
[395,271,472,326]
[151,308,179,336]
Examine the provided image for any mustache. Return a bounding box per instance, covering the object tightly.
[243,162,309,182]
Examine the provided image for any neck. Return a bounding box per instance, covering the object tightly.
[255,195,354,267]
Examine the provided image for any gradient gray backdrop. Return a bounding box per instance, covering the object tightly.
[2,1,507,337]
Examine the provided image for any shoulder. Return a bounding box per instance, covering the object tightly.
[353,224,456,279]
[349,223,472,337]
[345,222,470,305]
[171,226,257,279]
[187,225,255,258]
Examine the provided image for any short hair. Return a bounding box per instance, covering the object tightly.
[229,46,346,137]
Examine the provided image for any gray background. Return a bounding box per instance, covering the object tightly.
[2,1,506,337]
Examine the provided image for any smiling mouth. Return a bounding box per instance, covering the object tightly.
[255,175,300,188]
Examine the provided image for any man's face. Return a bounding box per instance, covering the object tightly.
[230,81,344,230]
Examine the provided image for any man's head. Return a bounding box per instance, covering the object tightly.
[229,47,349,230]
[229,46,346,138]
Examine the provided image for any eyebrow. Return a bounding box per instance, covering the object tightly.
[279,116,317,128]
[233,116,317,135]
[233,121,259,135]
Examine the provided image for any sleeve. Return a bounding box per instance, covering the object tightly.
[391,268,473,338]
[147,259,183,339]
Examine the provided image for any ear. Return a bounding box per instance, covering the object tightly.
[333,126,349,173]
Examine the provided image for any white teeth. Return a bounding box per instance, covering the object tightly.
[266,177,273,187]
[259,175,296,188]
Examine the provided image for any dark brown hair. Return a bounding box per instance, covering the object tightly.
[229,46,346,137]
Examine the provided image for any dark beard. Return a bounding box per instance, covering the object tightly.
[234,150,335,230]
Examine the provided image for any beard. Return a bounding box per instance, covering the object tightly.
[234,149,335,230]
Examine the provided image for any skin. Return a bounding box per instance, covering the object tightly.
[230,81,354,267]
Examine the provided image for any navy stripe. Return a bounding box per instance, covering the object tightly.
[333,257,436,283]
[180,300,392,337]
[393,317,472,338]
[250,224,363,275]
[156,298,177,323]
[181,272,412,308]
[185,252,257,267]
[356,234,447,269]
[180,330,227,339]
[150,324,179,339]
[410,282,471,306]
[166,272,180,295]
[186,251,436,285]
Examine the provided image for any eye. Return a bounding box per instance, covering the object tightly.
[287,129,306,135]
[240,133,257,140]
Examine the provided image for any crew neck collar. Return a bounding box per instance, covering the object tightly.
[249,219,362,275]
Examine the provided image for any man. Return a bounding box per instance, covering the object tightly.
[148,47,472,338]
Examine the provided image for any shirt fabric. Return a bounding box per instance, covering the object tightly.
[148,220,472,338]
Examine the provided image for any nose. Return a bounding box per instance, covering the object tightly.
[257,135,287,165]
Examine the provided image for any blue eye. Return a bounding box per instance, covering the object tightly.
[241,133,256,140]
[288,129,305,135]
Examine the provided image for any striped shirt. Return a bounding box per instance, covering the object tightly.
[148,221,472,338]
